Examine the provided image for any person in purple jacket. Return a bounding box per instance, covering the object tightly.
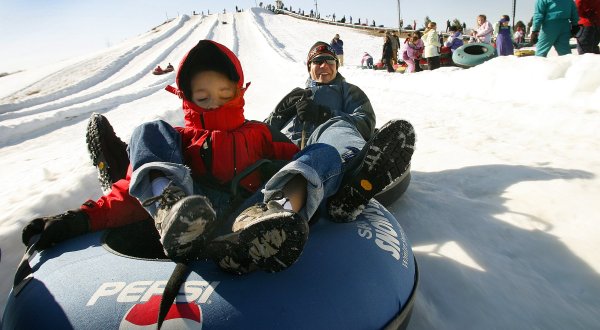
[494,15,514,56]
[330,34,344,66]
[444,25,464,52]
[402,36,421,73]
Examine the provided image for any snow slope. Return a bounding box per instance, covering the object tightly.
[1,8,600,328]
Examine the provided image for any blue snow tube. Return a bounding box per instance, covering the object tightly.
[452,42,497,68]
[2,200,418,329]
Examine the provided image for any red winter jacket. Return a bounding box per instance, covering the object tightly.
[82,40,299,231]
[576,0,600,26]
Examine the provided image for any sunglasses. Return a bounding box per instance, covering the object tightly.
[311,58,336,66]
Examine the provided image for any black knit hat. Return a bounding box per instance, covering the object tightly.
[178,40,240,100]
[306,41,338,71]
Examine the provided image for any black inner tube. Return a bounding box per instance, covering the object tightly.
[464,45,489,55]
[103,219,169,259]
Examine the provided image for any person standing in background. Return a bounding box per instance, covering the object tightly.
[513,25,525,44]
[445,25,464,52]
[531,0,579,57]
[389,31,400,65]
[413,31,424,72]
[471,15,494,44]
[494,15,514,56]
[382,34,395,72]
[402,36,421,73]
[422,22,441,70]
[330,34,344,66]
[575,0,600,54]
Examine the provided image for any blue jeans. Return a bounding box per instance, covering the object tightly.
[128,120,356,223]
[128,120,231,218]
[262,119,366,219]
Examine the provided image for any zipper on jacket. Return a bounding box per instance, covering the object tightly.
[200,113,206,128]
[201,135,213,173]
[232,138,237,176]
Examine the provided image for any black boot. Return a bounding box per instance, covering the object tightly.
[86,113,129,192]
[328,120,416,222]
[208,200,308,274]
[142,183,217,261]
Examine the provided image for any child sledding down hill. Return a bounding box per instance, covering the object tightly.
[22,40,416,277]
[24,40,303,275]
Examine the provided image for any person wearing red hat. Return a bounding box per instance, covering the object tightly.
[266,41,416,222]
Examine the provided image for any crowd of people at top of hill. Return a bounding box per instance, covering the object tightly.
[270,0,597,72]
[368,0,598,73]
[208,0,599,60]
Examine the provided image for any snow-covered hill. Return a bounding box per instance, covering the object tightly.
[1,8,600,328]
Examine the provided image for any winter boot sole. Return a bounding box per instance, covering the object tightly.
[242,212,309,273]
[206,238,257,275]
[211,210,309,273]
[328,120,416,222]
[86,113,129,192]
[159,195,217,261]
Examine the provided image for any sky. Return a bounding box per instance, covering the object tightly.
[0,0,537,72]
[1,7,599,329]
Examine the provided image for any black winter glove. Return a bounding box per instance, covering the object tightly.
[265,88,310,129]
[22,209,90,249]
[571,24,582,38]
[296,97,331,124]
[274,88,308,117]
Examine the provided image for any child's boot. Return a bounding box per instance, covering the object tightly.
[209,199,308,274]
[143,183,217,261]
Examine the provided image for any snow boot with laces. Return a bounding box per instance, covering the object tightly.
[142,183,217,261]
[209,199,308,274]
[328,119,416,222]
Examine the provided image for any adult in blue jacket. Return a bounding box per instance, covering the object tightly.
[532,0,579,57]
[330,34,344,66]
[265,42,415,221]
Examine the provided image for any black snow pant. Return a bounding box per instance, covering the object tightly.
[426,56,441,70]
[384,58,394,72]
[577,26,600,54]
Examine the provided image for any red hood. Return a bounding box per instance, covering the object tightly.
[165,40,250,131]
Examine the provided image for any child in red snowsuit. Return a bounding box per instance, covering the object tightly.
[22,40,304,274]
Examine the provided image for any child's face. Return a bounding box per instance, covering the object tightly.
[190,71,238,109]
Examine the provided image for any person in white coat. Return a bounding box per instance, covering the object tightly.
[422,22,441,70]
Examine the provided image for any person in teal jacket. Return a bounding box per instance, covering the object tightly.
[532,0,579,57]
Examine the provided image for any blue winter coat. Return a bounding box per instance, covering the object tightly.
[265,73,375,145]
[330,38,344,55]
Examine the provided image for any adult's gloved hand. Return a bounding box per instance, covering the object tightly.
[273,88,308,117]
[22,209,90,250]
[571,24,583,38]
[296,94,331,124]
[530,31,539,45]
